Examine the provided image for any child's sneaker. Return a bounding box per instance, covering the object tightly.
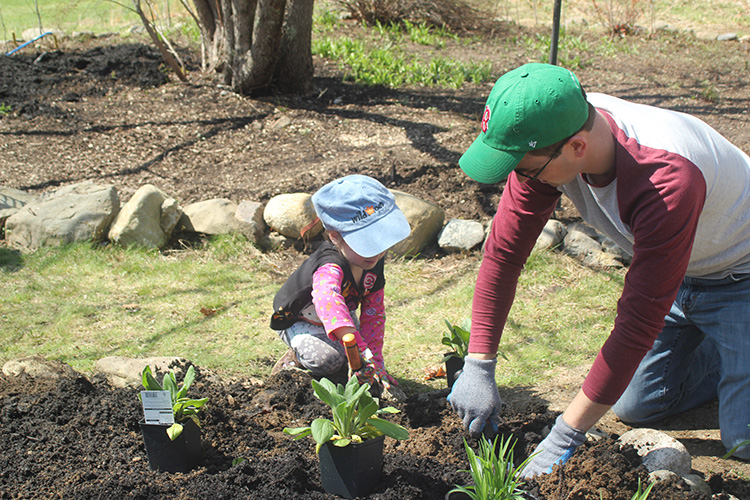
[272,349,300,375]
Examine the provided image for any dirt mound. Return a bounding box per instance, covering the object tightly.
[2,364,748,499]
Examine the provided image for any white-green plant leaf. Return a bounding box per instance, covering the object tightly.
[181,397,208,410]
[333,437,351,447]
[343,376,360,398]
[314,377,337,395]
[163,373,178,402]
[283,426,312,439]
[333,400,355,437]
[356,399,380,427]
[141,366,162,391]
[368,417,409,440]
[166,423,183,441]
[176,366,195,400]
[310,418,335,445]
[376,406,400,414]
[311,378,343,408]
[185,414,201,427]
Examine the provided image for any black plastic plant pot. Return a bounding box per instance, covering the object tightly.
[445,491,472,500]
[318,434,385,498]
[445,354,465,389]
[139,419,202,473]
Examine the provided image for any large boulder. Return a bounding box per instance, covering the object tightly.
[235,200,267,244]
[534,219,567,251]
[563,226,623,268]
[108,184,182,249]
[438,218,485,253]
[618,428,692,476]
[0,187,36,230]
[2,355,79,381]
[94,356,183,388]
[263,193,322,239]
[390,190,445,257]
[5,181,119,252]
[180,198,243,235]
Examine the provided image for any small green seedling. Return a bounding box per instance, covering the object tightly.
[722,424,750,459]
[599,479,654,500]
[442,319,470,362]
[450,434,536,500]
[630,478,655,500]
[139,365,208,440]
[283,376,409,453]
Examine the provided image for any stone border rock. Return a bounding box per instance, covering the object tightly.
[1,182,630,269]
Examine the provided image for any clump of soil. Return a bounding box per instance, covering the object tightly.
[1,363,746,499]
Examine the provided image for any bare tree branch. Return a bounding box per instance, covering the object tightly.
[132,0,188,82]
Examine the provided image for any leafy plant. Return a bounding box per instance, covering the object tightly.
[140,365,208,440]
[312,30,493,89]
[283,376,409,453]
[0,103,12,116]
[450,434,536,500]
[442,319,470,362]
[722,424,750,459]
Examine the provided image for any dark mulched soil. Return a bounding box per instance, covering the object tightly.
[3,362,743,500]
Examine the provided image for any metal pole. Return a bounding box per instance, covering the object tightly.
[549,0,562,65]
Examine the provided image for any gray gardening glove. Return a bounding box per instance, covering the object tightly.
[447,357,502,438]
[522,414,587,478]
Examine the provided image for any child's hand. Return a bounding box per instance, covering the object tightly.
[352,359,397,390]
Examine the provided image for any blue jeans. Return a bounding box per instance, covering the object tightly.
[612,273,750,460]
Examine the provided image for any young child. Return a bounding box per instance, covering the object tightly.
[269,175,411,389]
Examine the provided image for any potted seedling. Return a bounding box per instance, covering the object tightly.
[447,434,536,500]
[283,376,409,499]
[138,364,208,473]
[442,319,470,388]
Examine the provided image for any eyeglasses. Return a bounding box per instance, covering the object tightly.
[515,141,567,181]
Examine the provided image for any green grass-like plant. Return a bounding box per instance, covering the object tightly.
[139,364,208,440]
[630,478,655,500]
[283,376,409,453]
[450,434,535,500]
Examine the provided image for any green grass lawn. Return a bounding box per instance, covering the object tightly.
[2,0,747,41]
[0,237,625,392]
[1,0,188,38]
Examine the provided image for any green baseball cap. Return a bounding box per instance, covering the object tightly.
[459,63,589,184]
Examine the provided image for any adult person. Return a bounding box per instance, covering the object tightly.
[448,62,750,476]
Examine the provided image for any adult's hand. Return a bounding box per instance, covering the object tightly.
[522,414,587,478]
[447,356,502,437]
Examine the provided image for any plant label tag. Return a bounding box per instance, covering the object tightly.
[141,390,174,425]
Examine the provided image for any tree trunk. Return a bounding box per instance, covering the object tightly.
[191,0,314,95]
[274,0,314,93]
